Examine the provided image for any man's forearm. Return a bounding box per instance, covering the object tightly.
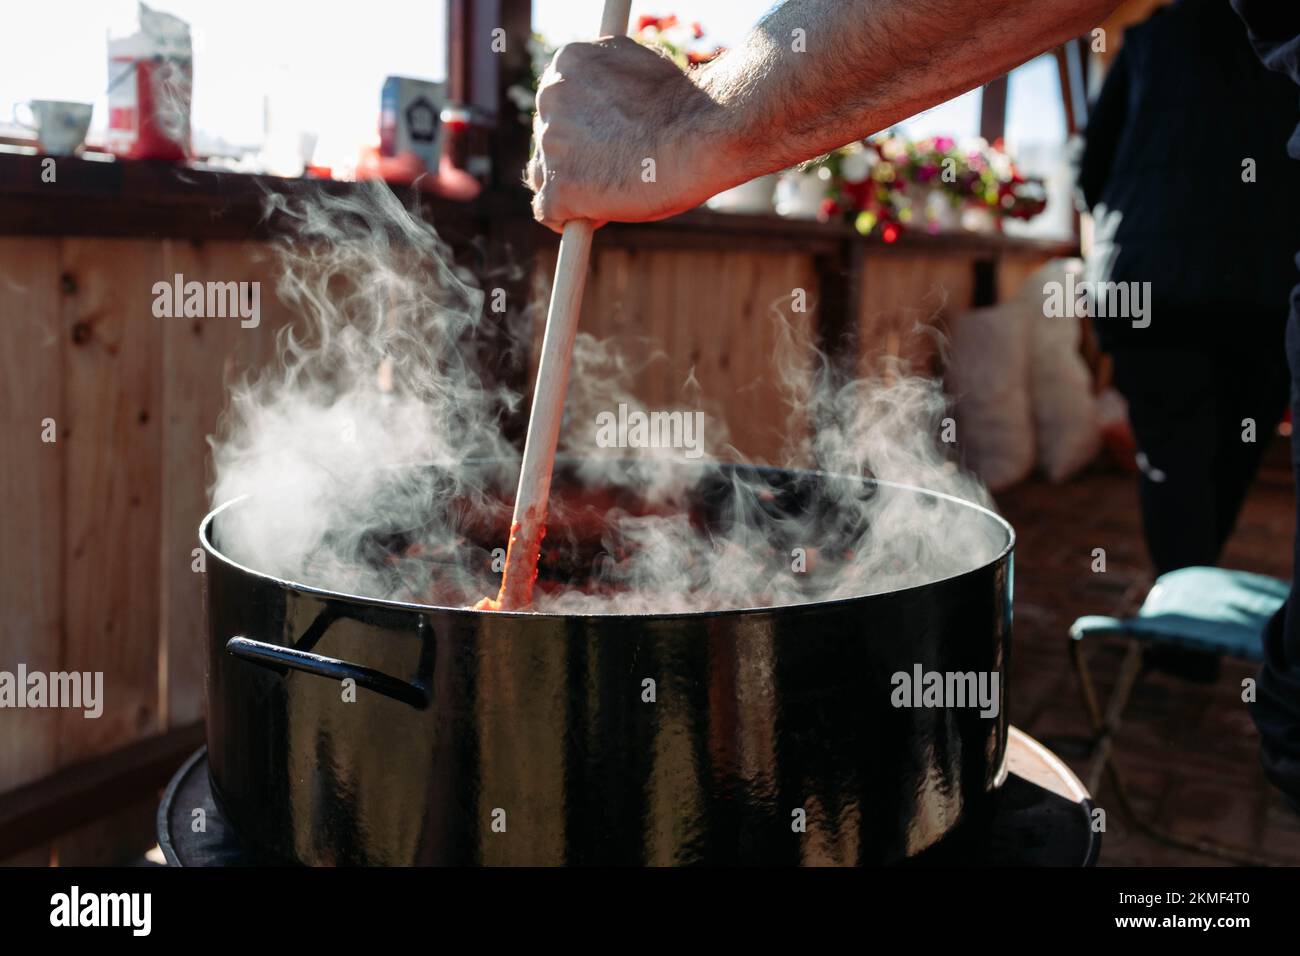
[530,0,1122,227]
[691,0,1120,188]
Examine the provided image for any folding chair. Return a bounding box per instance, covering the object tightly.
[1068,565,1287,864]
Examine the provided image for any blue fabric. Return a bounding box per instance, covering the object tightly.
[1070,566,1287,663]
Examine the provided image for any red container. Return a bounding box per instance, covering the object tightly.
[107,56,191,161]
[106,6,192,162]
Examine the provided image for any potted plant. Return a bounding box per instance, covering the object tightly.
[818,133,1048,239]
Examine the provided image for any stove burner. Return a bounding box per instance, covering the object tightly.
[158,733,1100,867]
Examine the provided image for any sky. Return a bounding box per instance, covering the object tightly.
[0,0,1063,171]
[0,0,448,168]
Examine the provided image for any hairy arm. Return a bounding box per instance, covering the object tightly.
[530,0,1120,229]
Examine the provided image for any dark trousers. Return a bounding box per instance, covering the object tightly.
[1258,282,1300,808]
[1111,342,1289,576]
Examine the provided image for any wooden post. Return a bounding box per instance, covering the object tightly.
[979,74,1009,144]
[446,0,535,190]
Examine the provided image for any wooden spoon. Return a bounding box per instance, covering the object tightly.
[480,0,634,611]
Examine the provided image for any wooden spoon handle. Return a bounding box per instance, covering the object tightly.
[493,0,633,610]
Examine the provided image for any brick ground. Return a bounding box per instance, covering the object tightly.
[995,436,1300,866]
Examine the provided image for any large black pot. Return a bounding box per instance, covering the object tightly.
[201,461,1014,865]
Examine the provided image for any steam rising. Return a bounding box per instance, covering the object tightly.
[210,184,1006,614]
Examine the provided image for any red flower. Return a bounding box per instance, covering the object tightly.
[636,14,670,32]
[840,179,874,209]
[692,21,704,38]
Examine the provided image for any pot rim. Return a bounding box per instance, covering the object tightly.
[199,466,1015,622]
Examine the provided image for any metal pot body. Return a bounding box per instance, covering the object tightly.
[202,467,1013,865]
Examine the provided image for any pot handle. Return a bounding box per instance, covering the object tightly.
[226,636,431,710]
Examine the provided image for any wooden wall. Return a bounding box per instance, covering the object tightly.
[533,245,821,465]
[0,238,295,863]
[858,249,982,376]
[0,239,61,865]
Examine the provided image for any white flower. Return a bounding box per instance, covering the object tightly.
[988,150,1014,179]
[840,144,872,183]
[878,136,908,162]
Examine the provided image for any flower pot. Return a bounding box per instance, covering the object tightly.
[706,174,779,214]
[774,169,829,219]
[961,205,1000,234]
[918,185,962,233]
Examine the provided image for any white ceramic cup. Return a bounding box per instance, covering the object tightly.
[14,100,94,156]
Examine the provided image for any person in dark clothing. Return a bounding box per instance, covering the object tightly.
[1078,0,1300,580]
[1231,0,1300,811]
[1109,351,1288,574]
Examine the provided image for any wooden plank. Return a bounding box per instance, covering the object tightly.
[732,251,818,463]
[54,799,158,866]
[554,248,819,464]
[997,251,1053,305]
[858,250,981,376]
[58,239,165,764]
[641,249,673,408]
[1,847,52,866]
[0,239,63,807]
[0,154,488,241]
[158,239,222,729]
[159,240,299,726]
[0,721,203,860]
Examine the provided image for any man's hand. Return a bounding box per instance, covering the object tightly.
[527,37,732,231]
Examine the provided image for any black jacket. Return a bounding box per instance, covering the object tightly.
[1231,0,1300,814]
[1078,0,1300,350]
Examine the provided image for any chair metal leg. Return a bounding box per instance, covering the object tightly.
[1073,640,1143,795]
[1068,634,1275,866]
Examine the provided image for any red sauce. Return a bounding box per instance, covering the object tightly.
[464,487,711,611]
[475,509,547,611]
